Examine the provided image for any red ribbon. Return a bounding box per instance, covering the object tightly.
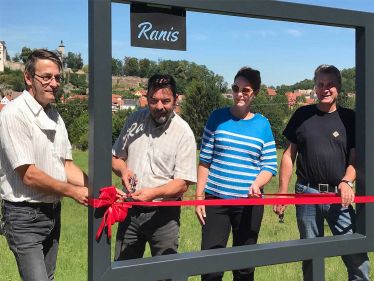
[88,186,131,240]
[89,186,374,240]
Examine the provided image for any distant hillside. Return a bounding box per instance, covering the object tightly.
[112,76,148,90]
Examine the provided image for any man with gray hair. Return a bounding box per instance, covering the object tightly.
[274,65,370,280]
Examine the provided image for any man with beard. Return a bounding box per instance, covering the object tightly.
[112,74,197,260]
[0,49,89,281]
[274,65,370,280]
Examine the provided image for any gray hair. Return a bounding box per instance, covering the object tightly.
[314,64,341,91]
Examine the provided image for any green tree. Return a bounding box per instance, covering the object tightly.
[0,68,24,92]
[56,99,88,136]
[138,58,156,78]
[181,79,226,145]
[20,47,33,63]
[293,79,314,90]
[338,93,355,109]
[70,73,87,90]
[112,109,135,144]
[69,112,89,150]
[112,58,124,76]
[123,57,139,76]
[12,53,21,62]
[66,52,84,71]
[252,87,289,148]
[275,84,293,95]
[341,67,355,94]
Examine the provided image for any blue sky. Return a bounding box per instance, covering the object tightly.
[1,0,373,86]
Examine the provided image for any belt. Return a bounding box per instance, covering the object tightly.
[4,200,60,210]
[132,206,158,212]
[297,179,338,193]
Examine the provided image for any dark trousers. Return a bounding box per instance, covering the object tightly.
[201,205,264,281]
[1,200,61,281]
[114,206,181,261]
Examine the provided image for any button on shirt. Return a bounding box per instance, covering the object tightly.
[0,91,72,203]
[112,108,197,198]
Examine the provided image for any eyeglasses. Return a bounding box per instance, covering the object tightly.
[34,73,63,85]
[231,84,254,95]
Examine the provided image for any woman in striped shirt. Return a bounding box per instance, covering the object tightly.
[195,66,278,281]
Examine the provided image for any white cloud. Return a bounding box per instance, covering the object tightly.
[285,29,303,37]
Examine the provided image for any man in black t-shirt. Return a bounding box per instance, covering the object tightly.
[274,65,369,281]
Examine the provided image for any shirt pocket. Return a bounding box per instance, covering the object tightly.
[150,148,176,178]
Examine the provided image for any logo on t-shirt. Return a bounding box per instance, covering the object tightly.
[332,131,340,138]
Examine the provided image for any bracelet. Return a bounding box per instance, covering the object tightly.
[195,195,205,199]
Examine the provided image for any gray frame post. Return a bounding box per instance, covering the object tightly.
[88,0,112,280]
[355,23,374,238]
[88,1,374,280]
[311,258,325,281]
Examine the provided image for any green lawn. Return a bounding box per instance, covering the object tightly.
[0,150,373,281]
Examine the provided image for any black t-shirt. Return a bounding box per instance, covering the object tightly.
[283,105,355,185]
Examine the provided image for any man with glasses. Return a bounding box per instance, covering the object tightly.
[0,49,89,281]
[274,65,370,280]
[112,74,197,261]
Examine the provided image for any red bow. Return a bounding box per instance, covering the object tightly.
[89,186,131,241]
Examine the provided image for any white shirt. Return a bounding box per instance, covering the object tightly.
[113,108,197,197]
[0,91,72,203]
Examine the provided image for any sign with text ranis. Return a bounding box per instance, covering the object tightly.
[130,3,186,51]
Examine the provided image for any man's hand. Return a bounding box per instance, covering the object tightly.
[273,192,288,216]
[121,170,136,193]
[338,182,355,208]
[70,186,89,206]
[115,188,127,201]
[130,188,157,202]
[273,204,287,216]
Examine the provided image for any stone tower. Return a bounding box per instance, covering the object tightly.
[0,41,6,72]
[57,40,65,65]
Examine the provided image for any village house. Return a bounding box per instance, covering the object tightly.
[0,90,23,111]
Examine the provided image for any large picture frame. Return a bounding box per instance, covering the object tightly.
[88,1,374,280]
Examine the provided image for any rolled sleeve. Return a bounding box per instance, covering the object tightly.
[174,133,197,184]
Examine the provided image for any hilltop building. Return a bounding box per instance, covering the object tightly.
[56,40,65,66]
[0,41,7,72]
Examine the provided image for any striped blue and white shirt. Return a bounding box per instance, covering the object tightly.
[199,107,277,198]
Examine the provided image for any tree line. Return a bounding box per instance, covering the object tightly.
[11,46,84,71]
[1,49,356,150]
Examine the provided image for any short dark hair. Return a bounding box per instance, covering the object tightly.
[24,49,63,77]
[314,64,341,91]
[147,74,177,98]
[234,66,261,92]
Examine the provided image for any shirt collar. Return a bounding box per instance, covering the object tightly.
[22,90,44,116]
[147,109,175,131]
[22,90,58,131]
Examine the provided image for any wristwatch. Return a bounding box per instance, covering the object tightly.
[340,179,354,188]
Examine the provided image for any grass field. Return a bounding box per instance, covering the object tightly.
[0,150,373,281]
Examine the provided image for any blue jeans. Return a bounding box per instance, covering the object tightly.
[1,200,61,281]
[114,206,180,261]
[295,183,370,281]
